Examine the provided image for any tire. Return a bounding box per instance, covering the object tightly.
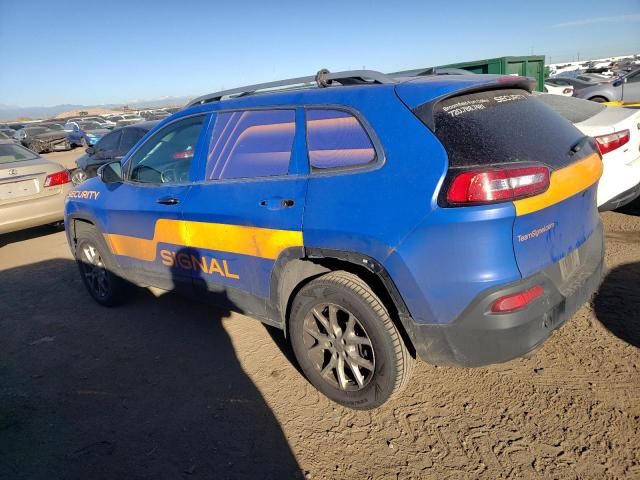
[71,168,88,185]
[289,271,414,409]
[74,226,130,307]
[589,96,608,103]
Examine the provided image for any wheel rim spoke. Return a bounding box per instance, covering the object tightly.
[336,355,349,390]
[345,358,366,388]
[348,353,374,371]
[311,308,331,334]
[328,305,341,337]
[304,325,331,345]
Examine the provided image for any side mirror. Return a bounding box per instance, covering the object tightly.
[85,146,95,155]
[97,161,122,184]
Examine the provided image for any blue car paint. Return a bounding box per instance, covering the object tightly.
[513,186,599,278]
[67,127,108,146]
[65,74,595,329]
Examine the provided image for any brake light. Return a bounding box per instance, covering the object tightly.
[44,170,70,187]
[594,129,630,155]
[491,285,544,313]
[446,165,550,205]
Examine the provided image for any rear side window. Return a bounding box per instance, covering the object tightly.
[417,89,592,170]
[306,109,375,170]
[206,109,295,180]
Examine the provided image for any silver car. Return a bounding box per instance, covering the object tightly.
[0,140,72,234]
[573,68,640,103]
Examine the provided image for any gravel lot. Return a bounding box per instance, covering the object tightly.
[1,149,639,479]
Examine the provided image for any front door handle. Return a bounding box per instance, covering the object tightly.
[157,196,180,205]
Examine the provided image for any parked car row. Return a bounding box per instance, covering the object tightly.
[549,67,640,104]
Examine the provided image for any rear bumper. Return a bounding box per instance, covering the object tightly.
[598,182,640,212]
[0,184,71,234]
[403,222,604,367]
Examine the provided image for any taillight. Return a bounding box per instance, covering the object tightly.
[491,285,544,313]
[44,170,70,187]
[446,165,550,205]
[594,129,630,155]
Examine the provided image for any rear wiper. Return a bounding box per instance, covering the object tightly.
[569,136,592,156]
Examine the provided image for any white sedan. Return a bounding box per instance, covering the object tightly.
[537,93,640,211]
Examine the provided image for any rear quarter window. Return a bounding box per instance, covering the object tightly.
[417,89,594,170]
[306,109,376,170]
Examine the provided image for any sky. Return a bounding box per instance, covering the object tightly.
[0,0,639,107]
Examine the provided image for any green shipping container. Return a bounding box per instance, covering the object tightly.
[439,56,546,92]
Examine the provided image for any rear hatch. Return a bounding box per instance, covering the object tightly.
[401,83,602,279]
[0,144,66,206]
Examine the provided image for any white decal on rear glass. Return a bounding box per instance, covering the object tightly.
[494,94,527,103]
[442,99,490,117]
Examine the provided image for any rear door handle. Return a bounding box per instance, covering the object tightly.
[259,198,295,209]
[157,196,180,205]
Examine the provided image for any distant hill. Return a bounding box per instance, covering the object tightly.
[0,96,192,121]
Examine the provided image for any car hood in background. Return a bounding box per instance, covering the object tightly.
[85,129,110,136]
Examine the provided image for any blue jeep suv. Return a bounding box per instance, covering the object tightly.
[65,70,604,409]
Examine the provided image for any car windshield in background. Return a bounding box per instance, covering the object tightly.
[28,127,50,135]
[78,122,101,130]
[43,124,63,131]
[419,88,589,170]
[0,143,39,163]
[535,93,606,123]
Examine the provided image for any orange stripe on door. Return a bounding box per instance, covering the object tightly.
[103,219,303,262]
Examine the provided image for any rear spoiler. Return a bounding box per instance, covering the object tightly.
[411,76,535,131]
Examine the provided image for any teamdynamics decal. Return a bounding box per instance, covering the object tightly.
[517,223,556,242]
[68,190,100,200]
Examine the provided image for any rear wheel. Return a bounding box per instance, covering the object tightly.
[289,271,414,409]
[589,96,608,103]
[75,228,129,306]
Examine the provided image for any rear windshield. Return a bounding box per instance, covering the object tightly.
[0,143,38,164]
[419,89,593,170]
[534,93,605,123]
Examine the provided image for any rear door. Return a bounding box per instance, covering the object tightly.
[622,71,640,103]
[419,88,602,278]
[180,108,306,314]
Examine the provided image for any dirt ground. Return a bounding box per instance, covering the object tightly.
[1,153,639,479]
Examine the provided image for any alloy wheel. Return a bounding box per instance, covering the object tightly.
[302,303,375,391]
[80,243,110,299]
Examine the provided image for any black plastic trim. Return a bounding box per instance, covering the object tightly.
[401,223,604,367]
[598,182,640,212]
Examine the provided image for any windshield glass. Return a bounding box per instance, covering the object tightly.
[535,93,605,123]
[0,143,39,163]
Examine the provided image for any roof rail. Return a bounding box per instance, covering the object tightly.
[186,69,396,107]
